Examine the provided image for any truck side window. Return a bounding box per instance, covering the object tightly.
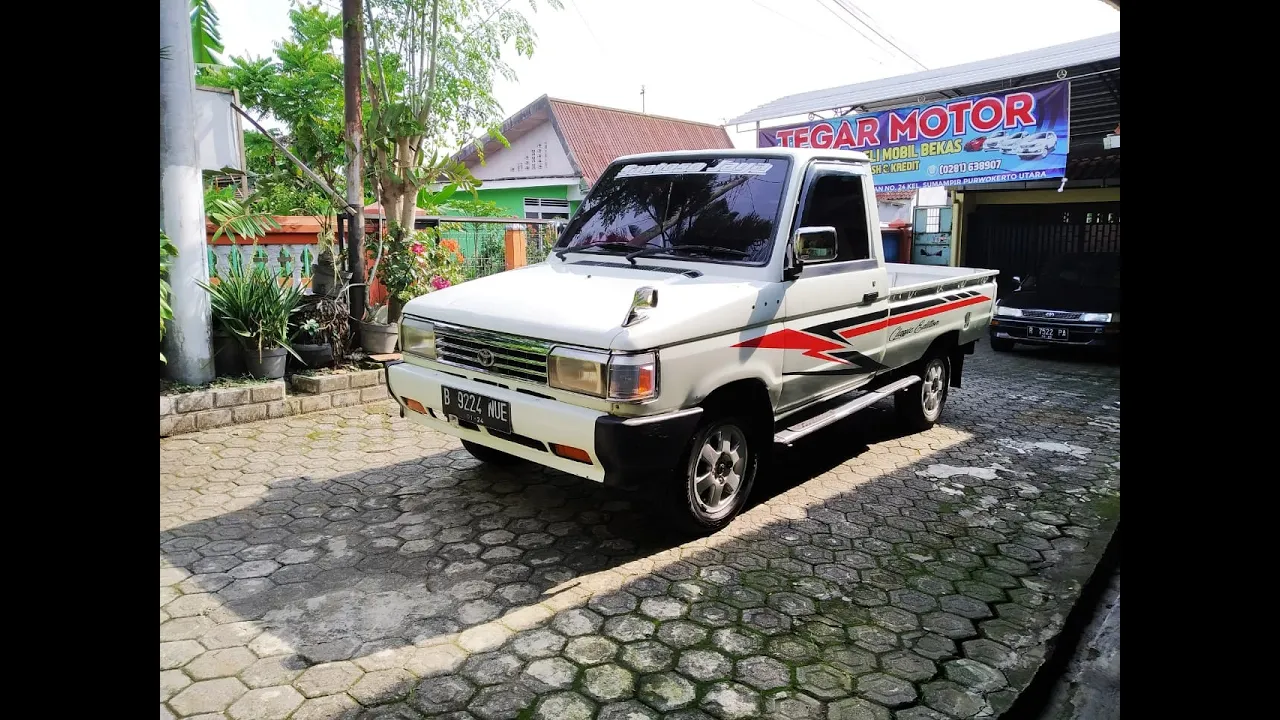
[798,174,871,262]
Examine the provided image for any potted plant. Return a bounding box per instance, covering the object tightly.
[205,187,280,375]
[292,317,334,369]
[202,255,304,380]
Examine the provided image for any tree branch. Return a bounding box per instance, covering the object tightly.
[416,0,440,127]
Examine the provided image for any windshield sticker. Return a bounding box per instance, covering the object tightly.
[616,160,773,178]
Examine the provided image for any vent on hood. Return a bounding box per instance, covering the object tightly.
[567,260,702,278]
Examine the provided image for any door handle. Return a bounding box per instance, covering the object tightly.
[862,292,879,303]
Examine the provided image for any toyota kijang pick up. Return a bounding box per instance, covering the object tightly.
[387,148,998,534]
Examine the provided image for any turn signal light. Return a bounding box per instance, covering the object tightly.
[550,443,592,464]
[402,397,427,414]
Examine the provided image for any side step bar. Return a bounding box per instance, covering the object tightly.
[774,375,921,446]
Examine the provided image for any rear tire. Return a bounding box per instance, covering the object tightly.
[462,439,522,465]
[661,413,760,536]
[990,337,1015,352]
[896,355,950,432]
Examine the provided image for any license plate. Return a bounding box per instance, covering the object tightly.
[1028,326,1070,340]
[441,386,513,434]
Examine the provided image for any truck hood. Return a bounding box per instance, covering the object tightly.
[403,260,778,350]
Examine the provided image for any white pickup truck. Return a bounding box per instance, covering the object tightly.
[387,148,998,533]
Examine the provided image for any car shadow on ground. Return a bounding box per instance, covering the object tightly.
[159,348,1120,718]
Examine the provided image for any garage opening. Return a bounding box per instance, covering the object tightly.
[966,202,1120,297]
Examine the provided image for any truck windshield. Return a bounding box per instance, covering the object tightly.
[554,157,790,265]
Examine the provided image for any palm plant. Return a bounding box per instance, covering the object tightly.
[201,260,305,362]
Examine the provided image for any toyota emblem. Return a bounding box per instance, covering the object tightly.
[476,349,496,367]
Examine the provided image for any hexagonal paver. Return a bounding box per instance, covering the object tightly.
[186,647,257,680]
[677,649,732,682]
[533,691,597,720]
[658,621,709,649]
[598,699,661,720]
[763,689,824,719]
[944,659,1008,692]
[605,615,657,643]
[796,663,853,700]
[291,693,360,720]
[880,650,937,683]
[565,635,618,666]
[735,655,791,690]
[160,669,191,702]
[822,645,877,676]
[849,624,900,653]
[767,592,816,616]
[469,683,537,720]
[346,668,414,705]
[767,635,820,664]
[227,686,305,720]
[638,672,697,712]
[921,612,977,640]
[700,681,762,720]
[522,656,579,691]
[169,677,249,716]
[827,697,891,720]
[553,608,604,637]
[160,640,204,670]
[620,640,674,673]
[510,628,567,659]
[742,607,791,635]
[293,661,363,698]
[921,680,983,718]
[582,663,636,702]
[857,671,920,708]
[462,652,524,686]
[689,602,738,628]
[589,591,640,616]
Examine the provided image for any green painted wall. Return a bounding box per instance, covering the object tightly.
[466,185,569,219]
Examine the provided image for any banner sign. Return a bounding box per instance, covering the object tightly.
[757,81,1071,191]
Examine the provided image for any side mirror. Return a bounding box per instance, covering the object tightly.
[786,226,837,281]
[1010,275,1022,291]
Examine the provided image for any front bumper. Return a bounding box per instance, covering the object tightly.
[387,360,702,487]
[990,318,1120,347]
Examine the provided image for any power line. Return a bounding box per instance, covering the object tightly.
[810,0,897,64]
[828,0,928,70]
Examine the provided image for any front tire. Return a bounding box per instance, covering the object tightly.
[663,414,759,536]
[462,439,522,465]
[990,337,1015,352]
[896,355,949,432]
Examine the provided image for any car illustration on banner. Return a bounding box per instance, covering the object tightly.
[1013,131,1058,160]
[994,131,1032,153]
[964,136,987,152]
[982,131,1011,151]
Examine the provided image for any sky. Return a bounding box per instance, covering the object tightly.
[215,0,1119,148]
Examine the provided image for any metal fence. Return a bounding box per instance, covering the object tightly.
[431,218,561,280]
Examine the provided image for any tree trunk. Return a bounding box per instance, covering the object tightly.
[342,0,366,325]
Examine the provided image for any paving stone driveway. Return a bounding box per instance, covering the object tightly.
[161,346,1120,720]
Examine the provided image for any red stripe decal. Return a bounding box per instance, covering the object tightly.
[887,295,990,327]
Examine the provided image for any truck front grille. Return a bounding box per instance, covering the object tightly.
[432,321,550,385]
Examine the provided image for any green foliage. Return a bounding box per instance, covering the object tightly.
[200,4,347,190]
[199,257,306,361]
[190,0,224,66]
[160,230,179,363]
[205,186,281,243]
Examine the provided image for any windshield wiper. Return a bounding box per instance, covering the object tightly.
[626,244,750,263]
[554,242,639,261]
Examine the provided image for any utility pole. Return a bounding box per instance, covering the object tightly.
[640,85,645,114]
[343,0,367,325]
[160,0,214,384]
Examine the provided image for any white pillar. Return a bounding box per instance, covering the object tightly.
[160,0,214,384]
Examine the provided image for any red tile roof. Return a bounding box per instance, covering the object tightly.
[547,98,733,185]
[876,190,916,202]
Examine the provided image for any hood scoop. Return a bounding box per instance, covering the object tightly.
[567,259,702,278]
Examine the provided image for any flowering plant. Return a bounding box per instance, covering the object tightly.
[406,232,466,297]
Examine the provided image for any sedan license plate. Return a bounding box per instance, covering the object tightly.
[1028,326,1070,340]
[441,386,513,434]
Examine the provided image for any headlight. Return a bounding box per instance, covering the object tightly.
[400,318,436,359]
[995,305,1022,318]
[548,347,659,402]
[1079,312,1113,323]
[549,347,607,397]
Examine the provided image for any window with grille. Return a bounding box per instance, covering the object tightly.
[524,197,570,220]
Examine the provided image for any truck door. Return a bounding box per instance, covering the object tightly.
[777,164,890,412]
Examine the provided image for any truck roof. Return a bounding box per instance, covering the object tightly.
[612,146,870,165]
